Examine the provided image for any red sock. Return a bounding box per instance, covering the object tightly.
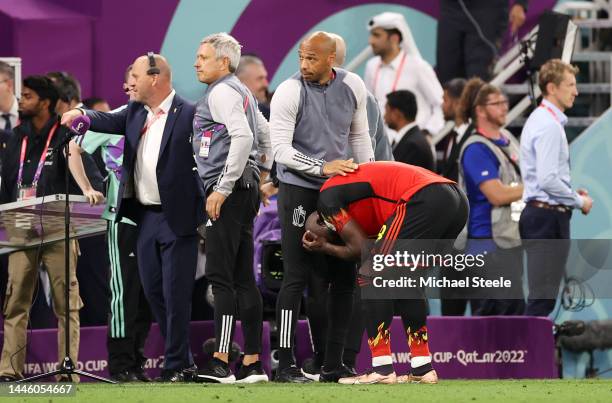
[407,325,430,358]
[368,322,392,366]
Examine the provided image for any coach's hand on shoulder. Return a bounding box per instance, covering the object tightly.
[302,230,326,252]
[60,108,85,127]
[322,158,358,177]
[206,191,227,221]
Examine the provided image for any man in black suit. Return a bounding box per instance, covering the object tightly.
[61,53,204,382]
[384,90,435,171]
[438,78,473,181]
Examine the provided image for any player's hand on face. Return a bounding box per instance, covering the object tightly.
[206,191,227,221]
[84,189,104,206]
[302,230,325,252]
[322,159,358,177]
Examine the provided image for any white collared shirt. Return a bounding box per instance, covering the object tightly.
[390,121,418,148]
[520,98,580,208]
[364,50,445,134]
[1,96,19,130]
[134,89,175,205]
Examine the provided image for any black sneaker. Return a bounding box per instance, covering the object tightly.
[157,369,187,383]
[319,364,357,383]
[130,368,152,382]
[110,370,139,383]
[301,358,321,382]
[195,358,235,384]
[275,365,312,383]
[235,361,269,384]
[182,364,198,382]
[0,375,19,382]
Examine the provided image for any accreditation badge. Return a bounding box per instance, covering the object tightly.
[199,130,212,158]
[17,185,37,201]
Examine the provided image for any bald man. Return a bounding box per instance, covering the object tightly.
[298,33,393,381]
[270,31,374,383]
[62,53,204,382]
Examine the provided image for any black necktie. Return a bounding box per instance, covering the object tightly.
[1,114,11,131]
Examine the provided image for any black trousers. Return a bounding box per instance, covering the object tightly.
[276,183,356,370]
[106,220,152,375]
[470,245,525,316]
[519,204,571,316]
[437,0,508,83]
[205,187,263,355]
[363,183,469,350]
[76,235,110,326]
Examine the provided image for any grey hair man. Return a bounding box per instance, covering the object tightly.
[193,32,272,384]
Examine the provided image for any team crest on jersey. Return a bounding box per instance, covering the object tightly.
[292,205,306,227]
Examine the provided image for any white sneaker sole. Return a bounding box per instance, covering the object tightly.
[301,370,320,382]
[235,374,269,384]
[196,374,236,384]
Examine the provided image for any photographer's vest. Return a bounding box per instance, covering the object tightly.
[458,130,522,249]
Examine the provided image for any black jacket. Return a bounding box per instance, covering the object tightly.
[392,125,436,172]
[86,94,204,237]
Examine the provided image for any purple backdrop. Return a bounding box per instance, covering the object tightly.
[1,320,271,381]
[1,317,555,381]
[0,0,178,107]
[296,316,557,379]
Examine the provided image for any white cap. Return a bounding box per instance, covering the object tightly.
[367,12,422,59]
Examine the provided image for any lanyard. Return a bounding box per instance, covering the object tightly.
[140,109,165,136]
[17,122,59,188]
[540,103,560,123]
[372,52,407,95]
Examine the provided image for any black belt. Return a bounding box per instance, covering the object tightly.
[140,203,163,212]
[527,200,571,213]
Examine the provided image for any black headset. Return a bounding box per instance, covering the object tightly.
[146,52,160,75]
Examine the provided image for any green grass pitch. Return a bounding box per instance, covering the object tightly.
[30,379,611,403]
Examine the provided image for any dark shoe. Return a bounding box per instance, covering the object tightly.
[130,368,151,382]
[0,375,18,382]
[275,365,312,383]
[301,358,321,382]
[235,361,269,383]
[320,364,357,383]
[195,358,235,384]
[110,370,139,383]
[156,364,197,383]
[182,364,198,382]
[157,369,187,383]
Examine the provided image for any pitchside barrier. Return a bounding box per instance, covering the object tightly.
[0,316,555,381]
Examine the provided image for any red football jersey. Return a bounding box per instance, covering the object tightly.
[318,162,453,236]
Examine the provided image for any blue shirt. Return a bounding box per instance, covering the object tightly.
[520,99,583,208]
[462,136,509,238]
